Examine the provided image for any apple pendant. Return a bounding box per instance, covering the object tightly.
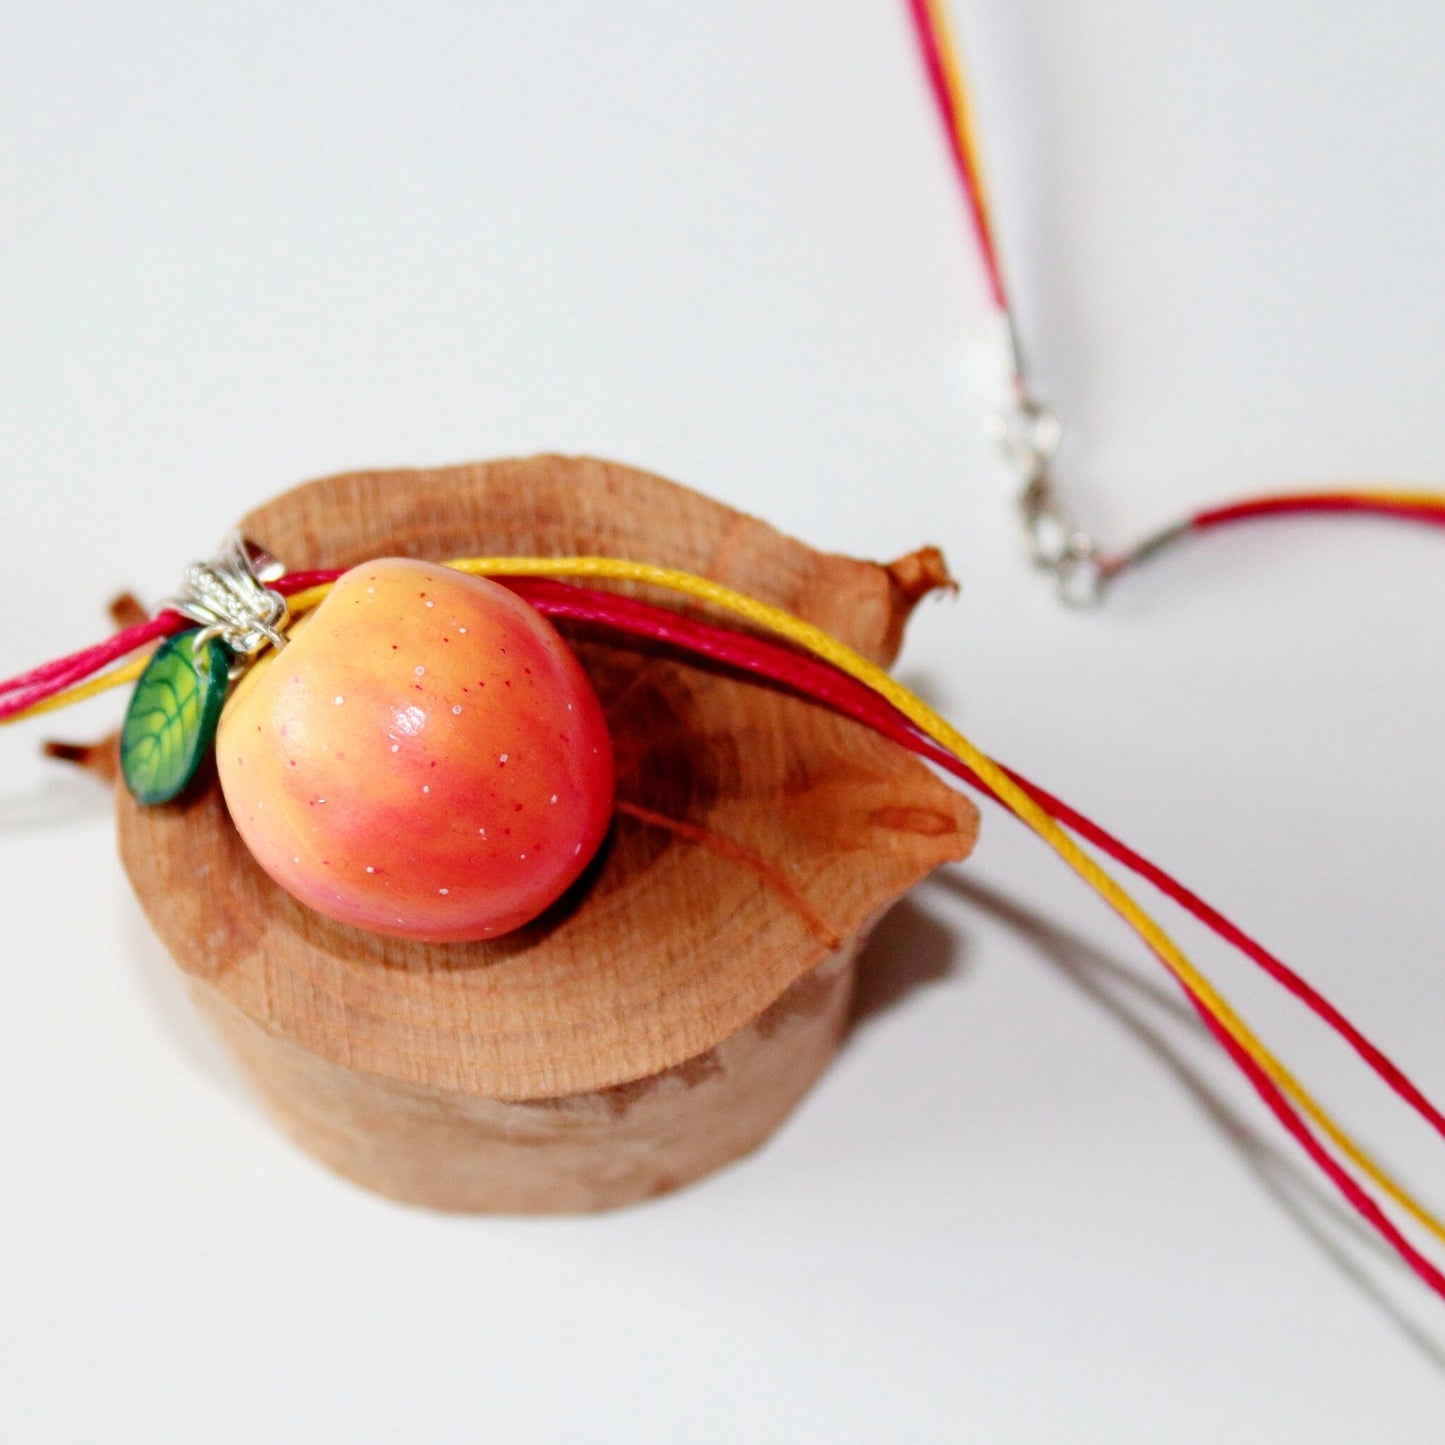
[217,558,615,941]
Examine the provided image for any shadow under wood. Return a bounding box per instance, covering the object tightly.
[847,894,968,1033]
[930,867,1445,1371]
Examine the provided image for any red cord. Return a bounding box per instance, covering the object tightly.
[903,0,1008,313]
[0,613,184,722]
[510,577,1445,1298]
[508,578,1445,1139]
[0,614,180,699]
[1192,494,1445,534]
[1194,998,1445,1298]
[275,569,346,594]
[0,573,337,720]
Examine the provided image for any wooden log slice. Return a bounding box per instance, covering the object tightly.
[117,456,978,1211]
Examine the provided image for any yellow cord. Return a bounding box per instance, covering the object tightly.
[1374,489,1445,507]
[8,655,149,720]
[12,554,1442,1247]
[446,556,1445,1245]
[921,0,995,233]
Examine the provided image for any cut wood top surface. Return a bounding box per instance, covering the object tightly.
[118,456,978,1101]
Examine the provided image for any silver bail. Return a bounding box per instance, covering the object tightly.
[165,532,291,657]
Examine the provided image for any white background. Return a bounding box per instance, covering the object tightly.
[2,2,1444,1439]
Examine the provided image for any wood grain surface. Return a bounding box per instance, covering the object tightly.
[116,456,978,1207]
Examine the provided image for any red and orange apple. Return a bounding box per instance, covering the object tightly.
[217,558,614,941]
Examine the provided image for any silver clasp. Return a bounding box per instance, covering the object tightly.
[988,396,1107,608]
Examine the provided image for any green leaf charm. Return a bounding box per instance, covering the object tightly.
[120,630,230,805]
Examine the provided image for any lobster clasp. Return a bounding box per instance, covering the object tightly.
[989,398,1107,609]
